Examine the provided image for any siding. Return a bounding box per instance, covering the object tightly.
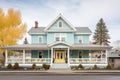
[74,34,89,44]
[48,18,73,30]
[31,34,47,44]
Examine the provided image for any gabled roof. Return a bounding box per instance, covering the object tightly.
[44,14,76,31]
[48,41,72,47]
[28,27,92,35]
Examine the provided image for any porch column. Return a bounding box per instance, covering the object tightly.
[51,47,53,67]
[101,51,103,62]
[106,49,108,64]
[5,49,8,65]
[67,47,70,67]
[23,50,25,64]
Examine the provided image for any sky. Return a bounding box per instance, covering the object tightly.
[0,0,120,46]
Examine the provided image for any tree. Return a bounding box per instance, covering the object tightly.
[0,8,27,47]
[0,8,27,64]
[93,18,110,45]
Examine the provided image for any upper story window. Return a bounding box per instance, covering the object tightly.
[55,33,66,42]
[59,21,62,27]
[55,33,60,41]
[61,33,66,41]
[78,36,83,44]
[38,36,42,43]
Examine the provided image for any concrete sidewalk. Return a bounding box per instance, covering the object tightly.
[0,69,120,75]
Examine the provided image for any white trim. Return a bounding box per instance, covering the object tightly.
[29,33,46,35]
[45,30,76,32]
[44,14,76,31]
[106,50,108,64]
[48,41,72,47]
[68,47,70,67]
[38,36,43,44]
[78,36,83,44]
[54,33,66,42]
[5,49,8,64]
[51,47,53,67]
[58,20,62,28]
[23,50,25,64]
[75,33,91,35]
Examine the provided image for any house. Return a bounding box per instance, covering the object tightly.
[108,49,120,69]
[3,14,112,69]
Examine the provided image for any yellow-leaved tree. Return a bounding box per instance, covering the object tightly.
[0,8,27,64]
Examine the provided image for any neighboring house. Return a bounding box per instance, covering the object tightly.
[108,49,120,68]
[3,14,112,69]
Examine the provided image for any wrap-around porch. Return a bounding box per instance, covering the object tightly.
[4,44,111,68]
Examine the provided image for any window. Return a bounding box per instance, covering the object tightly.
[39,52,43,58]
[55,33,60,41]
[55,33,66,42]
[59,21,62,27]
[38,36,42,43]
[78,36,83,44]
[61,33,66,42]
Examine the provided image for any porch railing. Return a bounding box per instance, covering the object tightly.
[8,58,23,64]
[7,58,51,64]
[25,58,51,64]
[69,58,106,64]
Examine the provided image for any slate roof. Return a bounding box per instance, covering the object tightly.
[28,27,92,34]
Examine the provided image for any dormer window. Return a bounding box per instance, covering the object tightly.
[59,21,62,27]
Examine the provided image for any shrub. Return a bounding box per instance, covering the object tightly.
[42,64,50,70]
[13,62,19,69]
[106,64,112,69]
[7,63,12,69]
[93,64,98,69]
[78,64,84,69]
[32,63,37,69]
[71,66,78,70]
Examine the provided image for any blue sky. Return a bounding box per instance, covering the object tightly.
[0,0,120,46]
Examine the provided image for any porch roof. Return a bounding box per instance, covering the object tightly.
[72,44,112,50]
[2,44,112,50]
[2,44,49,50]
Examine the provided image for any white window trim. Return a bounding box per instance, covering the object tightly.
[78,36,83,44]
[38,36,43,44]
[58,20,62,28]
[54,33,66,42]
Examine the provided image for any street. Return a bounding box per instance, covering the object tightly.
[0,74,120,80]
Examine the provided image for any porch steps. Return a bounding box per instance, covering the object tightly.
[51,64,69,69]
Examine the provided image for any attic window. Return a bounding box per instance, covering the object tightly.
[59,21,62,27]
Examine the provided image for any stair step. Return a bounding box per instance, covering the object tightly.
[51,64,69,69]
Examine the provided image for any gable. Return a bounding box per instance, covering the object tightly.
[44,14,76,32]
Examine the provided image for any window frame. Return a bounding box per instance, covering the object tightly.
[54,33,66,42]
[78,36,83,44]
[38,36,42,44]
[58,21,62,27]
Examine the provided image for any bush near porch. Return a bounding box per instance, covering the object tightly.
[71,64,113,70]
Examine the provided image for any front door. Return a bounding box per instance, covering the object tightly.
[54,50,66,63]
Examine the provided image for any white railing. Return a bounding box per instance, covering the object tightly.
[8,58,23,64]
[7,58,51,64]
[25,58,51,64]
[69,58,106,64]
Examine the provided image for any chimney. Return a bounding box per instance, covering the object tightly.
[35,21,38,28]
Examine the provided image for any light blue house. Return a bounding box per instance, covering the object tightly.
[4,14,112,69]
